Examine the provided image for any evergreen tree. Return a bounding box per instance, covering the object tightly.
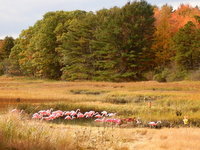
[92,1,155,81]
[172,21,200,70]
[59,11,97,80]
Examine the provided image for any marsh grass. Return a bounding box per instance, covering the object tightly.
[1,76,200,126]
[0,113,130,150]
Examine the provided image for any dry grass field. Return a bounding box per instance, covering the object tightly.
[0,113,200,150]
[1,76,200,121]
[1,76,200,149]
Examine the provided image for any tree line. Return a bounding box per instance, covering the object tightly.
[0,1,200,81]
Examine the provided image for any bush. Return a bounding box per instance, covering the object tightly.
[188,70,200,81]
[153,69,169,82]
[0,62,4,75]
[0,59,23,76]
[167,70,187,82]
[154,68,188,82]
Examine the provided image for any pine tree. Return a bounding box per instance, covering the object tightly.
[172,21,200,70]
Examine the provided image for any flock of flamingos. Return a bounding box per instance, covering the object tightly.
[11,108,162,127]
[32,109,122,124]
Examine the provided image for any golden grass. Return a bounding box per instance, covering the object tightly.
[1,76,200,122]
[1,112,200,150]
[1,76,200,149]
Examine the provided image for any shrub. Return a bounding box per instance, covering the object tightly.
[188,70,200,81]
[0,62,4,75]
[154,68,188,82]
[167,70,187,81]
[153,69,170,82]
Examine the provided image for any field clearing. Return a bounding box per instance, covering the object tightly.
[1,76,200,122]
[1,76,200,149]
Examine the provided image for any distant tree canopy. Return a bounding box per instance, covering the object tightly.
[2,1,200,81]
[9,1,156,81]
[172,21,200,70]
[0,36,14,60]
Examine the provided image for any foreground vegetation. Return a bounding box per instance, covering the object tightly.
[1,112,200,150]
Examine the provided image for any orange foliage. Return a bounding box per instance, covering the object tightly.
[154,4,200,36]
[152,4,200,68]
[170,4,200,32]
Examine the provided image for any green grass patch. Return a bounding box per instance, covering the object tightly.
[70,89,108,95]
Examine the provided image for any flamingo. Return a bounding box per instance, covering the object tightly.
[101,111,108,116]
[64,111,71,116]
[52,110,63,116]
[32,113,42,119]
[95,117,105,122]
[104,118,121,125]
[85,111,94,118]
[136,118,142,124]
[38,110,49,116]
[94,113,103,118]
[148,121,162,128]
[88,111,95,117]
[70,109,80,116]
[84,112,92,118]
[105,119,113,123]
[70,111,76,116]
[112,119,121,125]
[65,116,72,120]
[65,115,76,120]
[48,114,56,120]
[77,112,84,118]
[107,113,116,117]
[42,116,52,121]
[46,108,53,116]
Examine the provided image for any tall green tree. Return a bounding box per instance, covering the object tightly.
[93,1,155,81]
[58,11,97,80]
[172,21,200,70]
[91,7,121,81]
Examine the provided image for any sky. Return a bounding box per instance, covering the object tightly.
[0,0,200,39]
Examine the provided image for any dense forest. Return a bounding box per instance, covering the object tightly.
[0,1,200,82]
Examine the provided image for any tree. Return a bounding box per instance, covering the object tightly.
[0,36,15,59]
[93,1,155,81]
[172,21,200,70]
[58,11,97,80]
[152,5,174,69]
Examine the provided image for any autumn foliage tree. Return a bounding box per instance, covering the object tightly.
[4,2,200,81]
[152,4,200,73]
